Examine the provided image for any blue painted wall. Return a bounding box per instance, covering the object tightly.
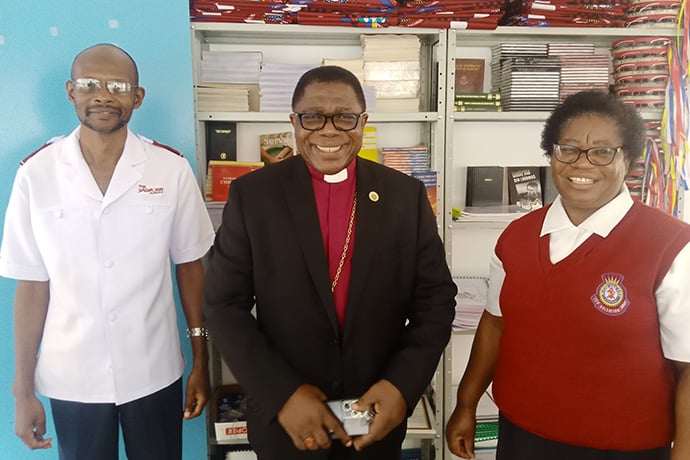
[0,2,206,459]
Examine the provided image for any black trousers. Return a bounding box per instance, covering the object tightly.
[496,414,671,460]
[50,378,182,460]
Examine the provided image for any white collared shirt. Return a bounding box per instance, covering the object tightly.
[486,188,690,361]
[0,127,215,404]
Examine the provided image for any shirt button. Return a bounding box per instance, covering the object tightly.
[104,260,114,268]
[109,312,118,322]
[145,206,153,214]
[53,210,63,218]
[102,207,111,215]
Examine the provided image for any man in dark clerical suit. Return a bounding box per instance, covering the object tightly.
[203,65,456,460]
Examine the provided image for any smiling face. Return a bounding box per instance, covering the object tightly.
[66,45,144,135]
[290,81,367,175]
[551,113,631,225]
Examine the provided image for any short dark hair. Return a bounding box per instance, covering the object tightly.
[291,65,366,112]
[540,90,645,164]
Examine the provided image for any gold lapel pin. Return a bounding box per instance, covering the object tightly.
[369,191,379,202]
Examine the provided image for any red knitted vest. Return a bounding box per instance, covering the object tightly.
[493,202,690,450]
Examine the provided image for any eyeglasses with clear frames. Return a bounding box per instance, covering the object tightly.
[71,78,137,96]
[552,144,622,166]
[294,112,363,132]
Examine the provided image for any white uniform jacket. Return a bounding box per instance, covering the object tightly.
[0,127,215,404]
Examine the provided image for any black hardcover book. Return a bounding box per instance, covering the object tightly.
[466,166,505,207]
[206,121,237,163]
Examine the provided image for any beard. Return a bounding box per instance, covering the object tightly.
[79,108,131,134]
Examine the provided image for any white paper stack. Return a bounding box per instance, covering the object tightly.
[225,450,257,460]
[196,83,253,112]
[452,276,489,331]
[259,62,313,112]
[361,34,421,112]
[361,34,421,62]
[201,51,262,84]
[322,58,365,82]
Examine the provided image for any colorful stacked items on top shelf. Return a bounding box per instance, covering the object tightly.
[501,0,628,27]
[625,0,682,27]
[189,0,508,29]
[190,0,292,23]
[294,0,401,27]
[396,0,506,29]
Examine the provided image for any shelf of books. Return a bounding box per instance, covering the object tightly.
[191,17,687,458]
[190,22,450,459]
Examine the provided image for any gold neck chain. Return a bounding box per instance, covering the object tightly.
[331,195,357,293]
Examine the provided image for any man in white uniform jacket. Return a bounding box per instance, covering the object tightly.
[0,44,215,460]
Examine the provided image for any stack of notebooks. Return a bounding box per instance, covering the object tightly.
[198,50,263,112]
[362,35,421,112]
[322,57,376,112]
[196,84,255,112]
[381,146,430,175]
[547,43,609,100]
[452,276,488,331]
[200,50,261,85]
[498,57,561,111]
[381,146,437,214]
[259,62,313,112]
[491,44,560,112]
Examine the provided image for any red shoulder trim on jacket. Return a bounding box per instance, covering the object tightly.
[152,140,184,158]
[20,136,64,166]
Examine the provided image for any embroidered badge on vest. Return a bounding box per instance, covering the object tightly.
[591,273,630,316]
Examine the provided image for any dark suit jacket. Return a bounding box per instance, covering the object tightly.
[204,155,456,459]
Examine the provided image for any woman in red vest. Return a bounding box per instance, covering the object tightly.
[447,90,690,460]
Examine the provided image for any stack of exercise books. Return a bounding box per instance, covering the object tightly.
[381,146,437,214]
[362,35,421,112]
[498,56,561,111]
[546,43,609,100]
[259,62,313,112]
[452,276,488,331]
[490,43,561,112]
[200,50,262,85]
[381,146,430,175]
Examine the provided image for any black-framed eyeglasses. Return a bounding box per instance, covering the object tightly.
[71,78,137,96]
[552,144,622,166]
[293,112,363,132]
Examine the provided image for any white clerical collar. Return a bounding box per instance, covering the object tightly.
[324,168,348,183]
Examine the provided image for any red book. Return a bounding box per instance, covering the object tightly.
[206,161,264,202]
[455,58,485,95]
